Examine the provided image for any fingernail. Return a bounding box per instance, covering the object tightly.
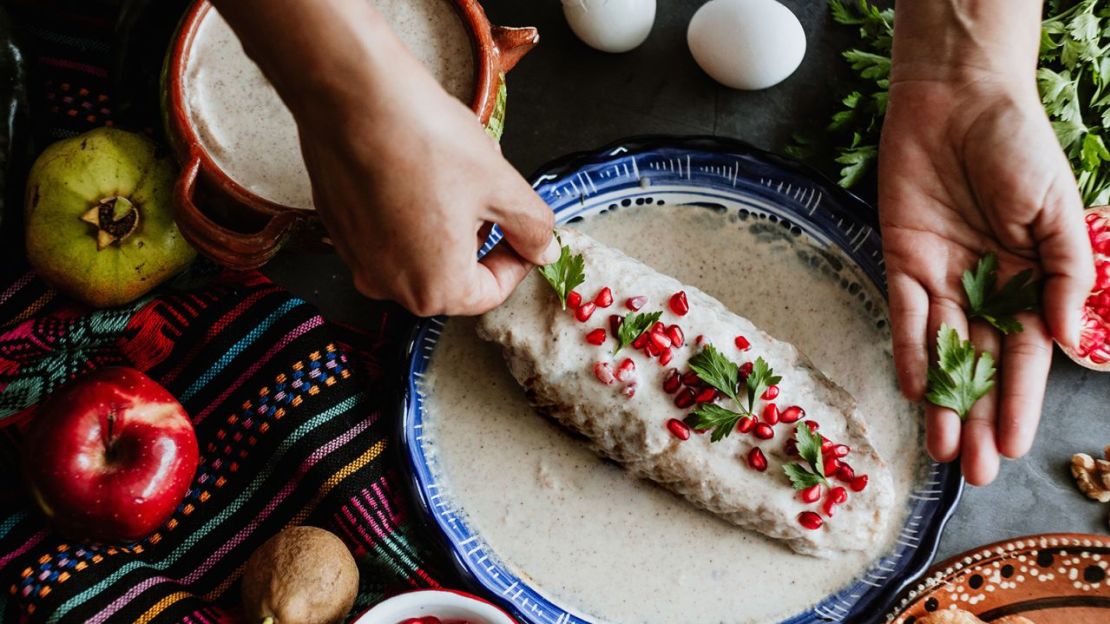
[539,237,561,265]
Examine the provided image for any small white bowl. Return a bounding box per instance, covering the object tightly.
[352,589,518,624]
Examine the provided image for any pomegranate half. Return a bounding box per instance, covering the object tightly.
[1062,206,1110,371]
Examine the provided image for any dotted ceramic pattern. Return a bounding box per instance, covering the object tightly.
[888,533,1110,622]
[401,137,965,624]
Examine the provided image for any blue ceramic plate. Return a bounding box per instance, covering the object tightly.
[401,136,963,624]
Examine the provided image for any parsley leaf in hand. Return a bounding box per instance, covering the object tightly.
[615,311,662,354]
[537,236,585,310]
[961,253,1039,335]
[783,422,828,490]
[925,324,997,420]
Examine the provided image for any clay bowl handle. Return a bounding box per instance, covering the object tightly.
[173,153,299,270]
[492,25,539,73]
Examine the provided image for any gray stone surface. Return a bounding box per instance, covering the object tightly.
[264,0,1108,573]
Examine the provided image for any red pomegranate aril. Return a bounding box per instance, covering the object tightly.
[798,511,823,530]
[594,287,614,308]
[695,334,706,346]
[645,340,662,357]
[667,325,685,347]
[650,331,672,350]
[747,447,768,471]
[616,358,636,382]
[622,383,637,398]
[799,483,823,504]
[694,387,718,403]
[824,457,841,477]
[784,438,798,456]
[663,369,682,393]
[734,336,751,351]
[849,475,869,492]
[682,370,702,386]
[567,290,583,309]
[737,416,756,433]
[625,296,647,311]
[836,464,856,482]
[780,405,805,423]
[674,388,697,409]
[821,438,834,453]
[593,362,615,385]
[761,385,780,400]
[739,362,754,377]
[667,418,691,441]
[609,314,623,337]
[632,332,649,350]
[762,403,779,425]
[822,497,838,518]
[803,420,820,431]
[585,329,607,345]
[669,291,690,316]
[753,423,775,440]
[658,348,674,365]
[575,302,597,322]
[829,486,848,505]
[832,444,851,458]
[651,321,666,334]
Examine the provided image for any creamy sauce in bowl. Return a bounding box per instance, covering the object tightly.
[183,0,476,209]
[420,205,926,623]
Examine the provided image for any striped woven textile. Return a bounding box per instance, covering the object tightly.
[0,265,444,622]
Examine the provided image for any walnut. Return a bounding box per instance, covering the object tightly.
[1071,453,1110,503]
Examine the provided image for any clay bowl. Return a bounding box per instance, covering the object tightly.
[164,0,538,270]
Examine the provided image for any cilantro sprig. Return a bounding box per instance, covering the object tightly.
[536,236,585,310]
[783,424,829,490]
[925,325,997,420]
[615,311,662,354]
[688,345,780,442]
[961,253,1039,335]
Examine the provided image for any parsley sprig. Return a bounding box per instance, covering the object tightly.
[961,253,1039,335]
[615,311,662,354]
[536,235,585,310]
[688,345,780,442]
[783,424,829,490]
[925,325,997,420]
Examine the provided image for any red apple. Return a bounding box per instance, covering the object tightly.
[22,367,199,542]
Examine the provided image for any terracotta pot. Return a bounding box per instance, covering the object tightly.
[164,0,538,270]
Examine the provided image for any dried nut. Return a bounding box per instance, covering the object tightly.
[1072,453,1110,503]
[1105,444,1110,461]
[1074,453,1096,473]
[1097,459,1110,474]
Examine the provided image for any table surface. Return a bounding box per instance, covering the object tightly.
[263,0,1108,572]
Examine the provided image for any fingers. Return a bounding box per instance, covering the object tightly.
[961,322,1001,486]
[1035,184,1095,349]
[888,274,930,400]
[995,312,1052,458]
[924,297,968,463]
[489,177,559,267]
[444,243,534,316]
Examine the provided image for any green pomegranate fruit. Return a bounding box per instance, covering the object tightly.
[24,127,195,308]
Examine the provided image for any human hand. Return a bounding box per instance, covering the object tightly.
[879,76,1094,485]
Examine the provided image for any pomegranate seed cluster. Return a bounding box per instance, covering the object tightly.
[569,286,869,532]
[1077,210,1110,366]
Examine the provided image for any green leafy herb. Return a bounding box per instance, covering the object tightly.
[692,403,746,443]
[783,420,829,490]
[961,253,1040,334]
[615,310,662,354]
[925,324,997,420]
[688,344,740,402]
[744,357,782,414]
[536,236,585,310]
[688,347,781,442]
[792,0,1110,205]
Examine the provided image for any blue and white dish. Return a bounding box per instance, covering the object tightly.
[400,136,963,624]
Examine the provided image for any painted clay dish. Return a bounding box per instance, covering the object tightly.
[163,0,537,269]
[887,533,1110,623]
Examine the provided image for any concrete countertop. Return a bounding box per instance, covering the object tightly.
[264,0,1108,581]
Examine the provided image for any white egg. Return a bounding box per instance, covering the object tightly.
[562,0,657,54]
[687,0,807,90]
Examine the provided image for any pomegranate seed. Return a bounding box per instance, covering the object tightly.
[824,457,841,477]
[650,332,672,350]
[674,388,696,409]
[832,444,850,458]
[737,416,756,433]
[747,447,768,471]
[575,302,596,322]
[761,385,780,400]
[658,348,674,365]
[739,362,754,377]
[762,403,779,425]
[734,336,751,351]
[784,439,799,456]
[645,340,662,356]
[567,290,583,309]
[695,334,706,346]
[622,383,637,398]
[849,475,869,492]
[593,362,615,385]
[820,438,834,453]
[753,423,775,440]
[594,287,613,308]
[585,329,607,345]
[682,371,702,386]
[822,497,838,518]
[667,418,691,440]
[651,321,665,334]
[662,369,682,393]
[829,486,848,505]
[667,325,685,347]
[780,406,805,423]
[632,333,649,350]
[625,296,647,311]
[669,291,689,316]
[799,484,823,504]
[694,387,718,403]
[798,511,823,530]
[836,464,856,482]
[803,420,820,431]
[609,314,623,337]
[616,358,636,382]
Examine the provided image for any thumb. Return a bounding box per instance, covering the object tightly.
[1035,192,1095,349]
[490,177,559,266]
